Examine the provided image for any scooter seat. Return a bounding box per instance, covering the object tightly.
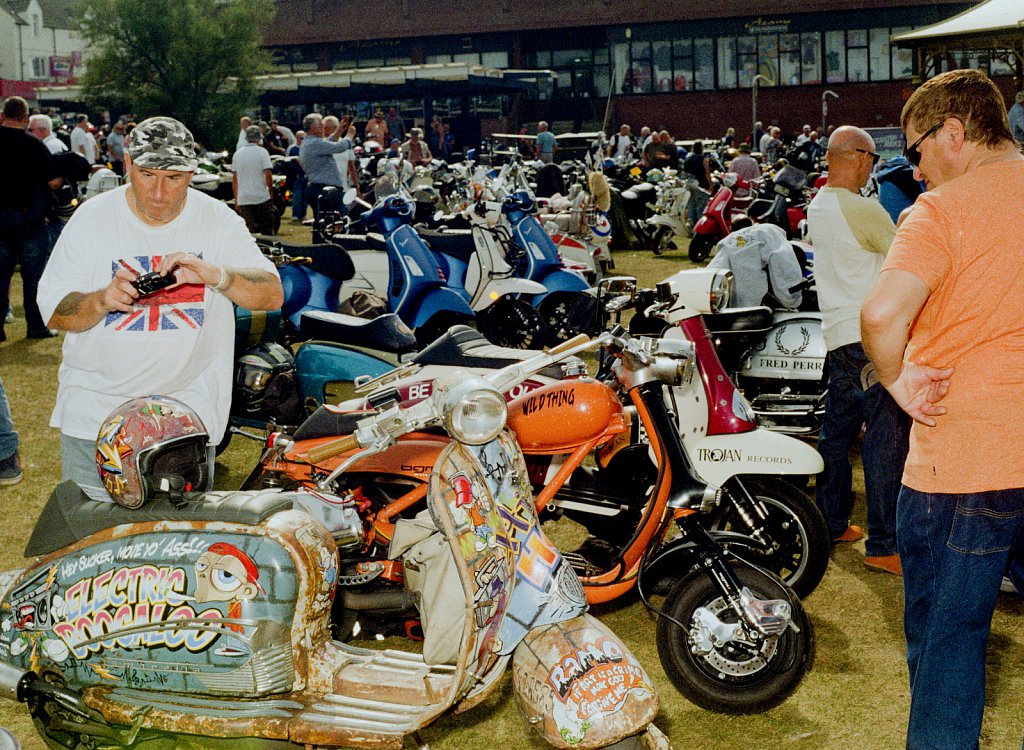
[300,311,417,354]
[330,233,388,252]
[292,405,375,441]
[413,325,582,378]
[703,306,774,335]
[277,242,356,282]
[24,481,295,557]
[417,228,476,263]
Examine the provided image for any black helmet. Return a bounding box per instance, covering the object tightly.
[235,343,305,424]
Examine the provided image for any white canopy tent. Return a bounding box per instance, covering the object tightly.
[891,0,1024,85]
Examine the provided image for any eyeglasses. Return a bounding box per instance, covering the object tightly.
[855,148,880,165]
[904,122,944,167]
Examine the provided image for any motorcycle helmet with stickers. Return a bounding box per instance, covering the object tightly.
[96,395,210,508]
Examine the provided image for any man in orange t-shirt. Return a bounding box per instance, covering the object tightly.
[861,69,1024,750]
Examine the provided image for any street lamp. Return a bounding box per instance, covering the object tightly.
[821,90,838,134]
[752,74,774,149]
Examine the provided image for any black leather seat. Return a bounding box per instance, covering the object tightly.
[277,243,356,282]
[25,481,295,557]
[292,406,375,441]
[299,311,417,353]
[702,306,774,334]
[412,325,580,379]
[417,228,476,263]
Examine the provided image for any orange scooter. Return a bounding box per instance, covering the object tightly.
[247,328,814,713]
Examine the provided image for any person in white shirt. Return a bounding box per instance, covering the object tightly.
[236,115,252,151]
[70,114,98,164]
[324,115,356,190]
[607,124,633,163]
[232,125,276,234]
[27,114,67,155]
[37,115,283,499]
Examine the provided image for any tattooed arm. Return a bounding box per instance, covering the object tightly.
[47,269,140,332]
[156,252,283,311]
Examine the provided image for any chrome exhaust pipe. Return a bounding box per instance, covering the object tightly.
[0,660,35,702]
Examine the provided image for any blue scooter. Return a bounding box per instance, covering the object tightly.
[498,190,598,344]
[332,194,478,347]
[223,239,414,452]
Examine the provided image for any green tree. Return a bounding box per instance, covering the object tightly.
[74,0,273,149]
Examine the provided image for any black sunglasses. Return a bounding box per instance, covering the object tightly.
[904,122,944,167]
[855,148,880,165]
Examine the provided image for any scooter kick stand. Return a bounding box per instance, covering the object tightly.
[408,731,430,749]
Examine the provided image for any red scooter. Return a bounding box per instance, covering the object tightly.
[689,165,809,263]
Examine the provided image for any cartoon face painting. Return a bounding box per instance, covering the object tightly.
[194,543,264,635]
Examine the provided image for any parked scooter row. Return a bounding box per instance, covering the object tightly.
[245,325,816,714]
[0,338,671,749]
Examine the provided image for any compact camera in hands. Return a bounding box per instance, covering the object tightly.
[131,271,178,297]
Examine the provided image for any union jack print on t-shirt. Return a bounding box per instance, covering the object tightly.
[105,255,206,331]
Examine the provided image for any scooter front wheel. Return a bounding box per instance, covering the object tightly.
[688,233,715,263]
[477,298,546,350]
[656,563,814,713]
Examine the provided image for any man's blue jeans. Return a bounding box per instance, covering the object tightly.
[292,175,307,220]
[0,375,18,461]
[686,189,709,227]
[0,208,52,336]
[815,342,910,556]
[898,486,1024,750]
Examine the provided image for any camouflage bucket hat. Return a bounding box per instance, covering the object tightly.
[129,116,199,172]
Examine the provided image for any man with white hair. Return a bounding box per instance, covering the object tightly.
[28,114,67,155]
[535,121,557,164]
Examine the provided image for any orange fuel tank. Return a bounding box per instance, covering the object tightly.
[507,378,626,453]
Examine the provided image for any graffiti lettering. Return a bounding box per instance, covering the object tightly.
[548,637,624,699]
[53,564,221,658]
[521,388,576,416]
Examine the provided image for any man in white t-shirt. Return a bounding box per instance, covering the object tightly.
[606,124,633,163]
[37,116,283,499]
[28,114,67,155]
[807,124,908,576]
[70,114,97,164]
[324,115,355,190]
[232,125,276,234]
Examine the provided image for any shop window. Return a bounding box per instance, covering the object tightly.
[869,28,890,80]
[717,37,738,89]
[481,51,508,68]
[758,35,779,85]
[891,28,914,79]
[594,65,610,97]
[672,39,692,92]
[780,34,800,85]
[694,38,714,90]
[847,30,868,82]
[801,33,821,85]
[825,30,846,83]
[653,40,673,93]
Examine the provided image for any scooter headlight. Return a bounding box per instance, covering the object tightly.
[437,374,507,445]
[709,270,733,313]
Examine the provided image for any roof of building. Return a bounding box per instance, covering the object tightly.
[2,0,76,29]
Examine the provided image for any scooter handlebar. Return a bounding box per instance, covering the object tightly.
[546,333,590,356]
[305,434,360,465]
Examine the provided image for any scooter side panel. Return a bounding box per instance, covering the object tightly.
[742,315,825,382]
[688,429,824,484]
[0,513,336,700]
[409,286,475,329]
[511,613,658,749]
[293,342,396,406]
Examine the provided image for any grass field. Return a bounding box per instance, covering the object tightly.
[1,224,1024,749]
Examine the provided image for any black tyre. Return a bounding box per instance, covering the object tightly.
[477,297,546,350]
[656,563,814,713]
[652,225,676,256]
[214,428,233,456]
[415,312,469,349]
[688,233,715,263]
[707,476,829,599]
[539,292,596,346]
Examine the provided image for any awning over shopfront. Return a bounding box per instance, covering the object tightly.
[36,62,555,108]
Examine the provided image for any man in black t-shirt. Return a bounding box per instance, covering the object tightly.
[0,96,56,340]
[682,140,711,229]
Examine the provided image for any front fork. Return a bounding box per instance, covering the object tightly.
[678,511,794,638]
[722,477,772,550]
